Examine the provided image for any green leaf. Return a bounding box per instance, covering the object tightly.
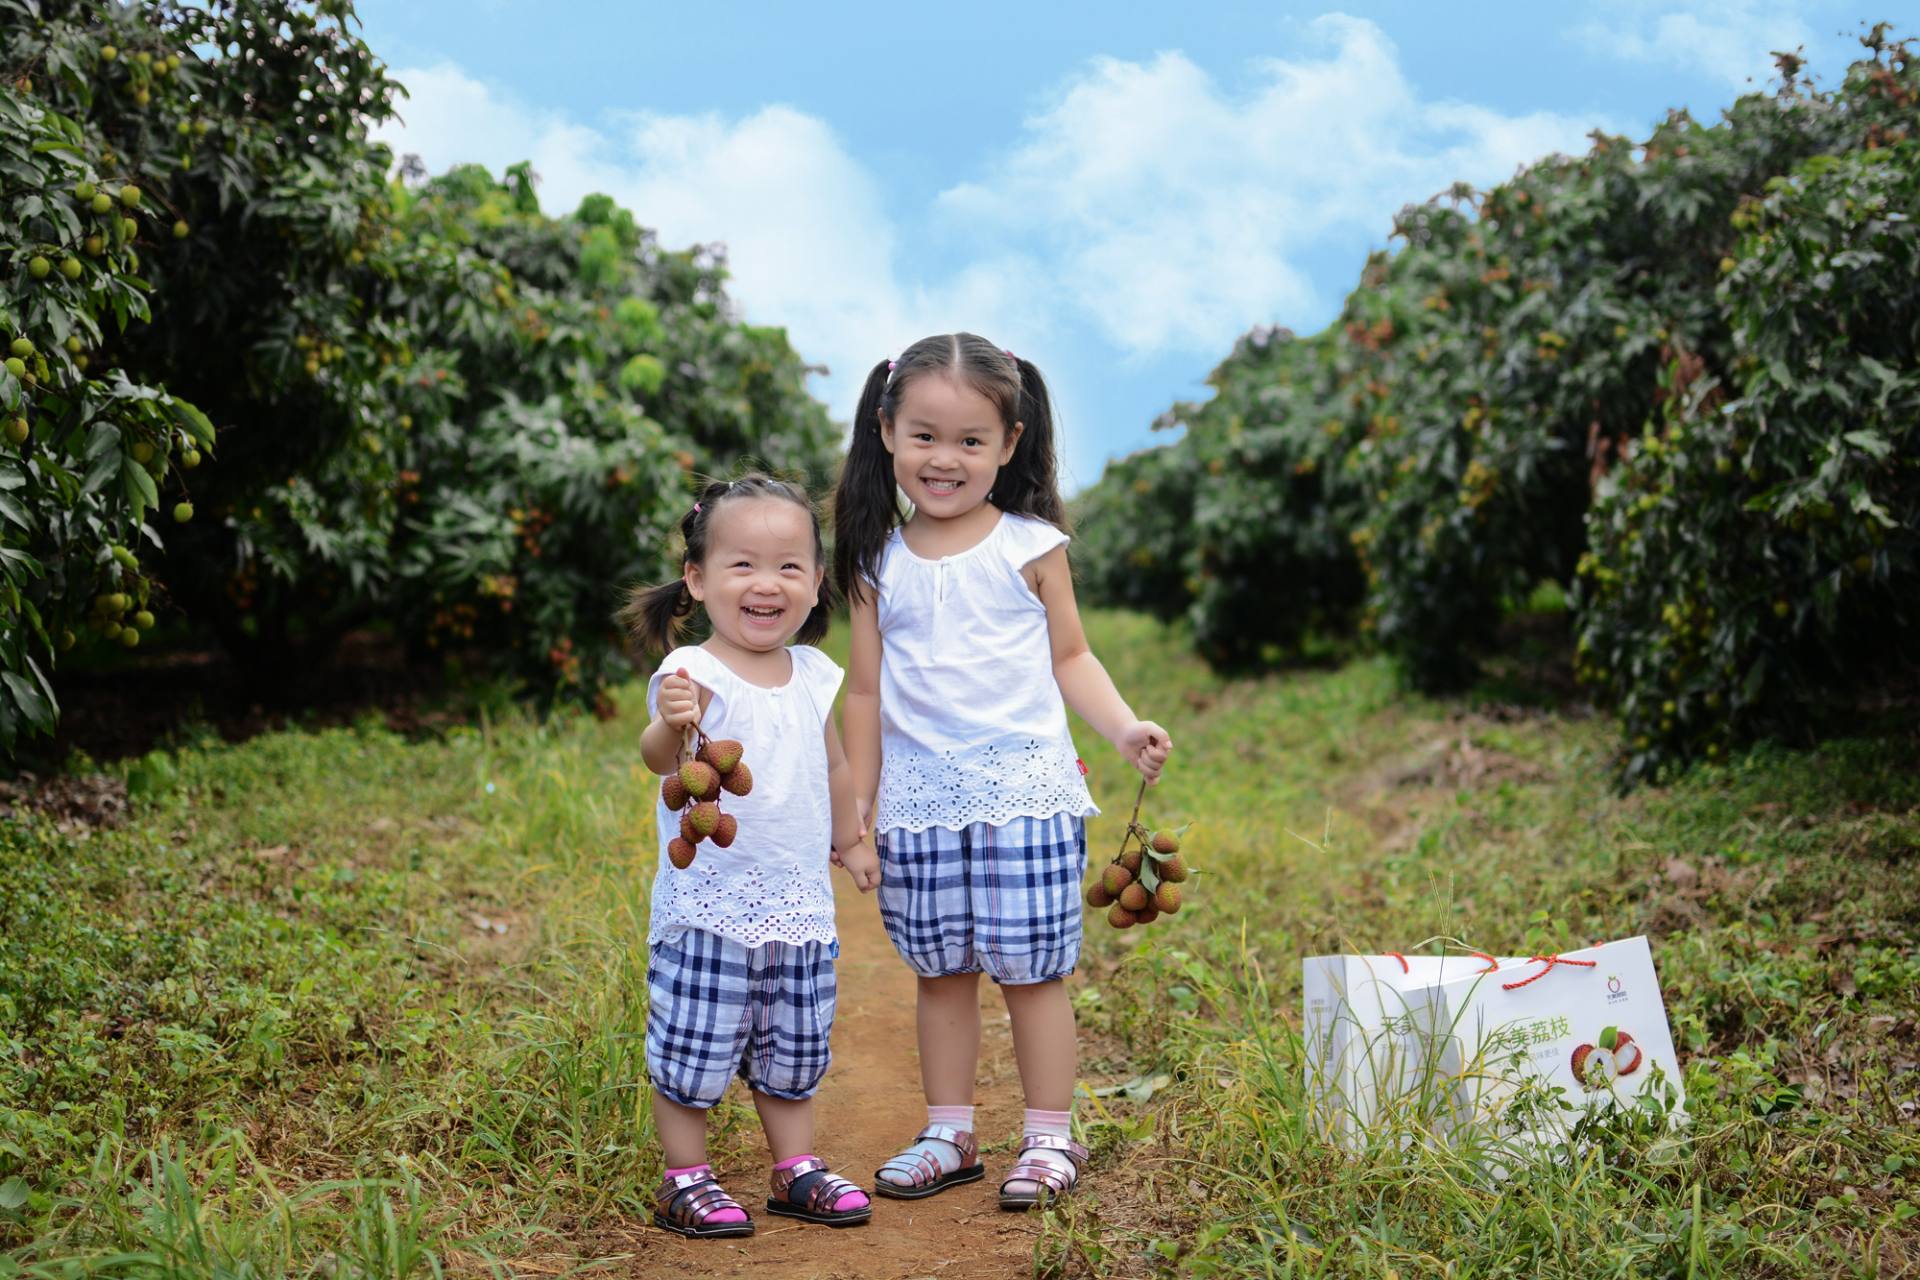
[0,1176,27,1210]
[122,455,159,510]
[169,397,217,448]
[0,673,52,732]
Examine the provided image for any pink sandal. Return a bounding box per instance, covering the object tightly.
[766,1156,872,1228]
[653,1168,753,1238]
[997,1133,1089,1211]
[873,1124,985,1200]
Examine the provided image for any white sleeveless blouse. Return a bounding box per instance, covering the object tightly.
[874,512,1099,834]
[646,644,843,948]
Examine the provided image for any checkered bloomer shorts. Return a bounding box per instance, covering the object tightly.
[876,813,1086,984]
[644,929,838,1109]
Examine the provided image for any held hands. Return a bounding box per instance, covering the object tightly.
[837,834,881,893]
[1115,719,1173,783]
[658,667,701,731]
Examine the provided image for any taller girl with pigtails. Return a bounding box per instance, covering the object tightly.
[834,332,1173,1209]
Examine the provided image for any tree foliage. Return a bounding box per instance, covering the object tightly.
[1,1,836,752]
[1074,33,1918,778]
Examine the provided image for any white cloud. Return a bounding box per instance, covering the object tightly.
[373,21,1617,474]
[938,15,1609,356]
[1574,1,1817,88]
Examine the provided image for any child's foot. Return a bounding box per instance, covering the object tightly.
[873,1124,986,1200]
[765,1154,872,1228]
[653,1165,754,1238]
[997,1134,1088,1211]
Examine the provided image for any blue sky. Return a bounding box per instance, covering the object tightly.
[357,1,1871,490]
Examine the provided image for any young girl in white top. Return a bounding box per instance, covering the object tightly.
[622,474,881,1239]
[834,334,1172,1209]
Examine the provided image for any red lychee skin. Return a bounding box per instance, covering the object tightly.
[711,812,738,848]
[1571,1043,1596,1083]
[1613,1032,1643,1076]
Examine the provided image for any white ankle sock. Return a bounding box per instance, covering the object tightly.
[1014,1107,1077,1184]
[876,1104,974,1186]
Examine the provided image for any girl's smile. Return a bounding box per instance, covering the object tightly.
[686,497,824,657]
[883,374,1023,522]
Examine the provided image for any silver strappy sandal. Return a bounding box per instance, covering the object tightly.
[873,1124,986,1200]
[997,1133,1089,1211]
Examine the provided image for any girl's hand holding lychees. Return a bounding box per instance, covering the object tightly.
[1116,719,1172,783]
[659,667,701,730]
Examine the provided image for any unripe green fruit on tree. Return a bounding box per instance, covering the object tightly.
[59,629,75,651]
[112,545,137,568]
[133,610,154,630]
[132,88,150,108]
[121,218,137,239]
[177,120,192,137]
[100,44,118,61]
[4,358,25,378]
[28,256,50,279]
[167,55,181,71]
[120,185,141,208]
[120,626,140,648]
[75,181,96,201]
[109,593,130,613]
[66,336,82,355]
[5,418,26,446]
[91,193,112,214]
[134,51,150,66]
[181,448,201,468]
[193,120,209,136]
[173,501,193,523]
[173,219,189,239]
[85,234,104,256]
[8,339,31,359]
[60,258,82,280]
[131,441,154,463]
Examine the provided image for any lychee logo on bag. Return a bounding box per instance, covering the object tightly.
[1570,1026,1644,1087]
[1606,975,1627,1003]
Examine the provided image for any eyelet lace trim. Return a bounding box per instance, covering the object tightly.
[647,860,836,948]
[875,736,1098,834]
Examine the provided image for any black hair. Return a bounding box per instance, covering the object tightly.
[619,472,835,654]
[832,332,1067,603]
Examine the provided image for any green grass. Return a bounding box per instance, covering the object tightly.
[2,610,1916,1277]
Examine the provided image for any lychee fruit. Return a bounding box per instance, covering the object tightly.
[1152,882,1182,914]
[720,762,753,796]
[1612,1031,1643,1076]
[1158,855,1190,883]
[668,837,697,869]
[1119,847,1143,875]
[1570,1043,1617,1088]
[699,738,744,773]
[1101,864,1134,897]
[1118,882,1150,912]
[1151,831,1180,855]
[1106,904,1138,930]
[680,760,719,799]
[689,801,721,838]
[711,813,738,848]
[661,774,689,810]
[1135,906,1161,925]
[1085,882,1113,908]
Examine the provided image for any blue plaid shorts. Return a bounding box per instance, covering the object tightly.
[645,929,838,1109]
[876,813,1086,984]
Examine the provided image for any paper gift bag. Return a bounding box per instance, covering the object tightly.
[1302,949,1521,1142]
[1411,936,1687,1147]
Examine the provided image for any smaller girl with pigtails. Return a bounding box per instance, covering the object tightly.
[835,334,1172,1209]
[619,473,880,1239]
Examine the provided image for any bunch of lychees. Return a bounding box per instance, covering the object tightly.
[659,727,752,868]
[1084,780,1194,928]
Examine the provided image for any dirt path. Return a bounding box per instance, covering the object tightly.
[598,873,1043,1279]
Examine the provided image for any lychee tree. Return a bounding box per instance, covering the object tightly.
[1076,30,1918,779]
[0,37,216,751]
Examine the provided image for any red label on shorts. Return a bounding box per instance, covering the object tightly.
[1076,757,1088,776]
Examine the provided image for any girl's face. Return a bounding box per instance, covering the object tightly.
[881,373,1023,520]
[684,497,823,653]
